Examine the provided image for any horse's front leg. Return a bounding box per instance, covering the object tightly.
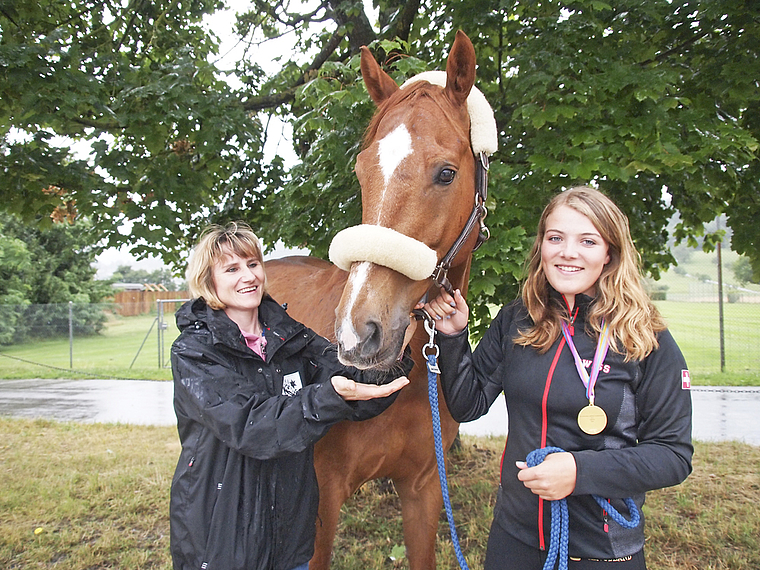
[396,398,461,570]
[310,427,356,570]
[394,469,444,570]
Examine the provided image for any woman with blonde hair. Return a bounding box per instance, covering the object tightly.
[170,222,411,570]
[420,186,692,569]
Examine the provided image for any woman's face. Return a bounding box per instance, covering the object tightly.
[541,205,610,309]
[211,246,266,315]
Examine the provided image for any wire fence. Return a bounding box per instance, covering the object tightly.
[0,299,188,378]
[654,282,760,376]
[0,289,759,379]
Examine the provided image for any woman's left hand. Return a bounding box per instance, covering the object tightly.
[331,375,409,401]
[516,452,577,501]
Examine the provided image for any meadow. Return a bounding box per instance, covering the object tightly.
[2,300,758,384]
[1,419,757,569]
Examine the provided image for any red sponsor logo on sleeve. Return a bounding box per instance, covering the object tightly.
[681,370,691,390]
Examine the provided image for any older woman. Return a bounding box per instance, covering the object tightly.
[170,222,410,570]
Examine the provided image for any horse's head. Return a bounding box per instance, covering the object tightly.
[329,30,497,370]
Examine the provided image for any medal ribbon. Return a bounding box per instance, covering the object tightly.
[560,319,610,405]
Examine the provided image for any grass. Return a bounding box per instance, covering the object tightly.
[0,313,177,381]
[654,301,760,383]
[1,418,757,569]
[0,302,758,384]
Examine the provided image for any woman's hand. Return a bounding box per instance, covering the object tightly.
[414,288,469,336]
[331,375,409,401]
[516,452,577,501]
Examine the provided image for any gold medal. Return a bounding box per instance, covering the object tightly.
[577,404,607,435]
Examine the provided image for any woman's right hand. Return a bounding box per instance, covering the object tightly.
[415,288,469,336]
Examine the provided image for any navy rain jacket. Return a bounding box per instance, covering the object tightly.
[170,296,411,570]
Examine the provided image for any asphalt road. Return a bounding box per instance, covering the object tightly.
[0,379,758,446]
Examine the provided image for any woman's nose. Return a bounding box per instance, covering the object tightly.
[561,242,578,258]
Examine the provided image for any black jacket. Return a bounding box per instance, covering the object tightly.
[437,294,693,560]
[170,296,411,570]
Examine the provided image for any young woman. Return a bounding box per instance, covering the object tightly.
[420,186,692,569]
[170,222,411,570]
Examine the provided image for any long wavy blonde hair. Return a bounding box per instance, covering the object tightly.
[516,186,666,361]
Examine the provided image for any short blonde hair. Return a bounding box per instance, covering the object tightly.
[517,186,666,361]
[187,222,267,310]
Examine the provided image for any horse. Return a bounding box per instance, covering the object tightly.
[264,30,497,569]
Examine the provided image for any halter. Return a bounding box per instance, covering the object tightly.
[431,150,490,295]
[329,71,497,298]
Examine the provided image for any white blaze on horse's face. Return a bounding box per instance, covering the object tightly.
[378,124,412,185]
[376,124,413,220]
[338,261,370,352]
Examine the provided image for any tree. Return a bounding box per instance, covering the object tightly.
[732,256,759,286]
[110,264,182,289]
[0,213,112,342]
[1,0,758,334]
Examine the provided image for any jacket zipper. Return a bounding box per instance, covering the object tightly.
[538,336,566,551]
[538,305,578,550]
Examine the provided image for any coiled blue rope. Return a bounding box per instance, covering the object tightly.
[427,352,470,570]
[526,447,642,570]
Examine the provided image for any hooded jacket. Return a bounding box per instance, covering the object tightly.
[170,296,411,570]
[436,293,693,560]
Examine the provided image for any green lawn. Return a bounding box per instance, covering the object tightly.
[655,301,760,383]
[2,419,758,570]
[0,313,177,381]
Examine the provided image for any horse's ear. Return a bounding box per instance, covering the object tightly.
[360,46,400,104]
[445,30,476,108]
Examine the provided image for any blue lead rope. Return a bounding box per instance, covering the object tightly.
[427,352,470,570]
[526,447,642,570]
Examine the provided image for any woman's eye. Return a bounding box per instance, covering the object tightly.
[437,168,456,185]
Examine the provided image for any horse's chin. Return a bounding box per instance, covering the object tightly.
[337,337,405,375]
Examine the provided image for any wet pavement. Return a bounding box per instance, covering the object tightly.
[0,379,175,426]
[0,379,758,446]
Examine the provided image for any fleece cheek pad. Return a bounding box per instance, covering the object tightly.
[328,224,438,281]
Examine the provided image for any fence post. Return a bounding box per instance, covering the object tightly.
[717,234,726,373]
[157,299,162,368]
[69,301,73,369]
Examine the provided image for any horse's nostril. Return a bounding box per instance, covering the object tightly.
[359,320,382,359]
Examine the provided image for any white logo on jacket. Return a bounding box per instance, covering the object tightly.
[282,372,303,396]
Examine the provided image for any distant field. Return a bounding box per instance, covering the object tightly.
[1,247,758,384]
[655,301,760,384]
[0,313,176,381]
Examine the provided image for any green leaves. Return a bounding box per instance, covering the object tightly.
[0,0,758,317]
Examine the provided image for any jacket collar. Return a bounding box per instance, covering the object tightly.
[548,286,595,321]
[176,296,305,358]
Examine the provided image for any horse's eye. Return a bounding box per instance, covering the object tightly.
[437,168,456,185]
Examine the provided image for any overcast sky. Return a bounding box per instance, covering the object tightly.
[94,2,308,279]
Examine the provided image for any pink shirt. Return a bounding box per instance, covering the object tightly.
[241,329,267,360]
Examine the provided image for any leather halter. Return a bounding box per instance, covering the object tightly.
[429,151,490,295]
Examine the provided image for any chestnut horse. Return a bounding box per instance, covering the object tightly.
[265,30,497,569]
